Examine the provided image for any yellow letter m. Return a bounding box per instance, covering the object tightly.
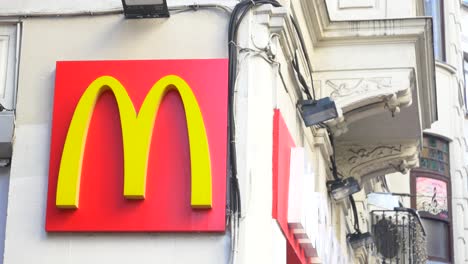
[55,75,212,209]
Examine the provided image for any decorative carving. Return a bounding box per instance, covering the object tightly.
[327,77,392,100]
[315,68,415,137]
[336,142,419,179]
[348,145,402,165]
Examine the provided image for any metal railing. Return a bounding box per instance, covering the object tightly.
[370,208,427,264]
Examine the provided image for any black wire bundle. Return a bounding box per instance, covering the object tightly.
[227,0,282,222]
[349,194,361,233]
[289,15,315,101]
[226,0,331,242]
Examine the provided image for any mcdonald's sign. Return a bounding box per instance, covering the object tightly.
[46,59,227,232]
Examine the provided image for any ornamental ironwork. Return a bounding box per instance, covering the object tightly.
[370,208,427,263]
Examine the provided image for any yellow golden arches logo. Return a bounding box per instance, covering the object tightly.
[56,75,212,209]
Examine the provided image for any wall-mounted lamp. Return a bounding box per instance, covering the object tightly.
[347,232,373,250]
[121,0,170,18]
[297,97,338,127]
[327,177,361,201]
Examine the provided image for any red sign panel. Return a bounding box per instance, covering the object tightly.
[272,109,308,264]
[46,59,228,232]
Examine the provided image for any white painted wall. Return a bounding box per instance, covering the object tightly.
[461,4,468,264]
[4,11,232,264]
[0,0,236,15]
[0,167,9,264]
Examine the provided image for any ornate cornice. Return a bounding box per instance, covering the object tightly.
[273,1,431,189]
[296,0,437,130]
[335,141,419,179]
[254,4,288,33]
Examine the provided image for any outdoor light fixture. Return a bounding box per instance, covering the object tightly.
[347,232,373,250]
[121,0,169,18]
[327,177,361,201]
[297,97,338,127]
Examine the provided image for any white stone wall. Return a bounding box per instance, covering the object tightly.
[325,0,420,21]
[0,168,9,264]
[461,3,468,264]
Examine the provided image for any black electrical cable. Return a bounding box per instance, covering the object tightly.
[328,128,341,180]
[321,122,361,234]
[319,123,340,180]
[349,195,361,233]
[227,1,319,237]
[324,124,361,235]
[228,0,251,221]
[289,15,316,100]
[292,51,312,100]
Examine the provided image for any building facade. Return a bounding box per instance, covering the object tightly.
[0,0,466,263]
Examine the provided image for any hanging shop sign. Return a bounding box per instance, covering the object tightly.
[287,148,347,263]
[273,110,349,264]
[46,59,228,232]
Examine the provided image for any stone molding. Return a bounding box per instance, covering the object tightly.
[254,4,288,33]
[299,0,436,130]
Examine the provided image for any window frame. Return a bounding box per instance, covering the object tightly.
[411,171,453,263]
[411,171,451,221]
[421,217,452,263]
[464,54,468,114]
[411,134,453,263]
[424,0,446,62]
[0,23,19,111]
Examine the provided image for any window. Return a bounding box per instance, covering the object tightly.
[0,24,18,110]
[419,136,449,177]
[422,219,450,261]
[411,135,452,263]
[0,168,9,264]
[464,56,468,113]
[424,0,445,61]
